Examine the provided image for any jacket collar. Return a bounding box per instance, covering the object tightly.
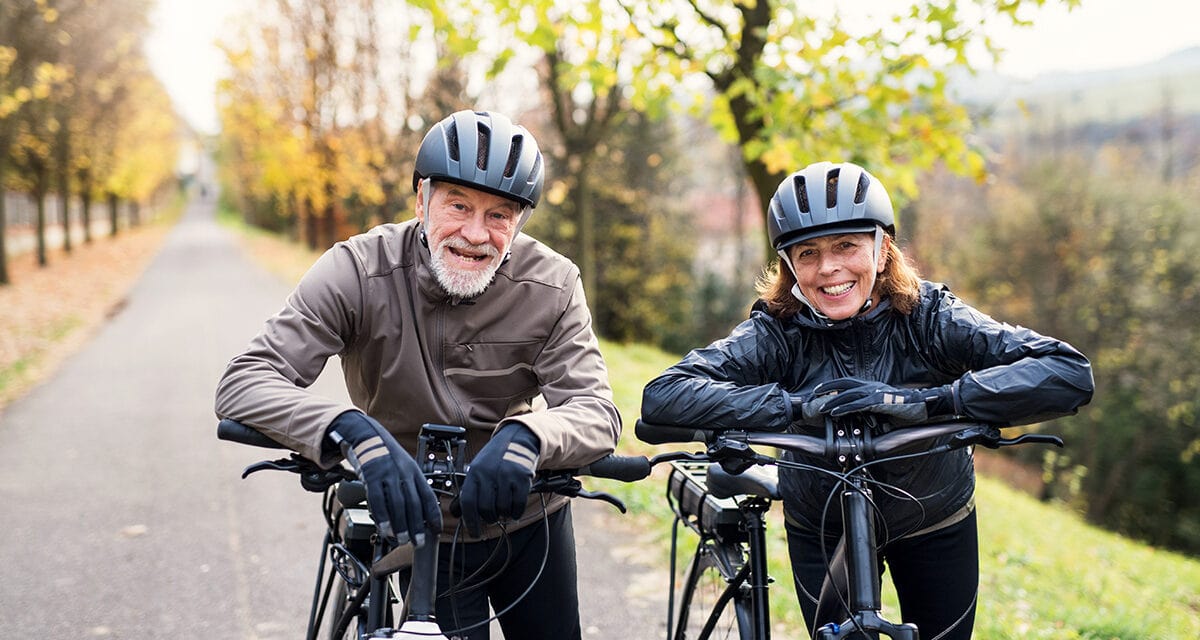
[792,295,893,330]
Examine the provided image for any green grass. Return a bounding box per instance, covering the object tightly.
[594,339,1200,640]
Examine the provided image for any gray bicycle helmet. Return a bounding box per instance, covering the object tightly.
[767,161,895,252]
[412,110,544,209]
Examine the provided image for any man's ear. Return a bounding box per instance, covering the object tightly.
[414,180,427,222]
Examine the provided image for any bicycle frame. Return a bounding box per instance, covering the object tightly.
[638,418,1064,640]
[814,473,918,640]
[219,417,650,640]
[667,460,776,639]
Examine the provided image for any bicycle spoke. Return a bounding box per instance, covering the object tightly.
[675,541,752,640]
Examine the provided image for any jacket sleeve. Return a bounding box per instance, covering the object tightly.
[641,312,795,431]
[928,287,1094,426]
[499,276,622,469]
[214,245,362,465]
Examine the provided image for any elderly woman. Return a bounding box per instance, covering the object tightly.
[641,161,1093,639]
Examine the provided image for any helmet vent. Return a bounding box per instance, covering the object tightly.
[446,126,460,162]
[825,168,840,207]
[793,175,810,213]
[504,136,524,178]
[475,123,491,170]
[854,173,870,204]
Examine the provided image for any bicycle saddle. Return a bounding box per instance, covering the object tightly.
[706,463,781,500]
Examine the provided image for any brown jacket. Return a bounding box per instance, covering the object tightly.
[215,219,621,538]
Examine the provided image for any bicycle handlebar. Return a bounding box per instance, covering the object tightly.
[218,418,652,511]
[217,418,289,449]
[576,453,653,482]
[636,418,1063,464]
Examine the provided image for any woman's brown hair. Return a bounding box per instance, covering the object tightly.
[755,234,922,318]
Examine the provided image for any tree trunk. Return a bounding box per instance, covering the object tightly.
[58,186,72,254]
[36,178,49,267]
[323,197,337,248]
[108,192,119,237]
[576,163,598,323]
[56,112,72,253]
[0,155,9,285]
[0,191,9,285]
[81,191,93,244]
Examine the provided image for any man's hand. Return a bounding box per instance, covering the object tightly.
[328,411,441,547]
[814,377,957,426]
[458,423,540,536]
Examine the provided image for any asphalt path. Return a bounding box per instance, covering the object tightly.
[0,197,668,639]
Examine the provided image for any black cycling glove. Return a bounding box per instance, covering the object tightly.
[458,423,541,536]
[327,411,442,547]
[814,377,958,426]
[788,390,834,427]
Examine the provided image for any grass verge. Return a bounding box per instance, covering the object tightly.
[0,200,180,411]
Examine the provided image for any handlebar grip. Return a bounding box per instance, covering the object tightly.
[635,419,712,445]
[578,454,652,482]
[217,419,289,449]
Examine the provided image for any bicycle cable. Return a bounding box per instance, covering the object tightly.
[425,493,556,639]
[803,442,979,639]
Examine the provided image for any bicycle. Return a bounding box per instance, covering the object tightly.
[217,418,651,639]
[634,417,1063,640]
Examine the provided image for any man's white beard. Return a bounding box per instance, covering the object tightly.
[429,237,501,299]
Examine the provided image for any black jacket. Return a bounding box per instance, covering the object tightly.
[641,281,1093,538]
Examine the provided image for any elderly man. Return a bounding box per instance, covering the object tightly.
[216,110,620,639]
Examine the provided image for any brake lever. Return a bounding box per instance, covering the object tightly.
[998,433,1065,448]
[573,489,628,514]
[241,457,303,478]
[946,425,1001,450]
[951,427,1064,450]
[648,450,708,466]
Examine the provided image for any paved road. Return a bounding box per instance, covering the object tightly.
[0,197,668,639]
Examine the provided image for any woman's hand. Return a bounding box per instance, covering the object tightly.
[814,377,956,425]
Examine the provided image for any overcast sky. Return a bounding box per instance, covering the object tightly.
[145,0,1200,136]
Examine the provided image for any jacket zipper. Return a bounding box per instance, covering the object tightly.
[434,302,469,427]
[853,318,869,378]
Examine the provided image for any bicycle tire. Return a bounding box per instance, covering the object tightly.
[324,578,368,640]
[674,538,756,640]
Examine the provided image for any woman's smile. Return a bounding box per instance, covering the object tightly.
[820,282,855,297]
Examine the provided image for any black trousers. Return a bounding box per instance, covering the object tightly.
[400,504,581,640]
[786,509,979,640]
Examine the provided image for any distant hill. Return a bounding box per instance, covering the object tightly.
[953,46,1200,131]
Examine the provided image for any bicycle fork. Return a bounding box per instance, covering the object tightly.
[817,480,918,640]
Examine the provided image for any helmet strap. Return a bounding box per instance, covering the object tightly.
[421,178,434,221]
[858,227,885,313]
[779,249,832,323]
[417,178,435,250]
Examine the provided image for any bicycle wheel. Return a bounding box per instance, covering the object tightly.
[673,538,755,640]
[324,577,367,640]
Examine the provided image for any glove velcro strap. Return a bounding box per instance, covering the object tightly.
[353,436,389,465]
[501,442,539,474]
[882,392,915,405]
[924,384,958,418]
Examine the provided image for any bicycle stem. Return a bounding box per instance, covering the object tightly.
[401,523,442,623]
